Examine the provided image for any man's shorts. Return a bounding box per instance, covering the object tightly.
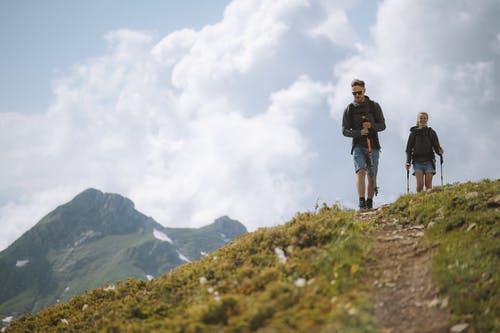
[412,160,436,175]
[353,146,379,177]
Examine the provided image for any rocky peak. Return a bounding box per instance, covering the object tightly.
[67,188,135,214]
[204,216,247,239]
[12,189,148,253]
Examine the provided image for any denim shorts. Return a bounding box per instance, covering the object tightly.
[353,146,379,176]
[412,160,436,175]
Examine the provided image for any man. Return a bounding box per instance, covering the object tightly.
[342,79,386,210]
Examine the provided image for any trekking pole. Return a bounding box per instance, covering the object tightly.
[406,168,410,194]
[439,154,444,186]
[367,137,378,196]
[362,115,378,196]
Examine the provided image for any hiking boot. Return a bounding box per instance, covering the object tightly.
[359,197,367,210]
[366,198,373,209]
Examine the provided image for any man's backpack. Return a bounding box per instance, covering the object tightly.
[347,100,378,154]
[347,100,377,125]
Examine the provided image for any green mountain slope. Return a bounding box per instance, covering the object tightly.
[4,180,499,332]
[0,189,246,323]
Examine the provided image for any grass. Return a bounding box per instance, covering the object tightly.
[5,179,499,332]
[386,179,500,332]
[6,205,377,332]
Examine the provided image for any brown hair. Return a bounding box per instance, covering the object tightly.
[351,79,365,88]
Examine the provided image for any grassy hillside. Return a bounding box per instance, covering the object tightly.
[5,180,499,332]
[0,189,246,320]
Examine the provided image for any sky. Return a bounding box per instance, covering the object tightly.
[1,0,499,251]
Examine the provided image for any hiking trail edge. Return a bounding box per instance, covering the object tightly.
[359,207,452,333]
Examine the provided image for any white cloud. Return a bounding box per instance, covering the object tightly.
[1,0,499,250]
[309,9,357,46]
[152,29,198,67]
[170,0,308,92]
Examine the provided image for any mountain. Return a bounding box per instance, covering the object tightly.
[0,189,247,322]
[3,180,498,332]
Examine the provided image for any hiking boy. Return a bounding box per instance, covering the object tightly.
[342,79,386,210]
[405,112,444,192]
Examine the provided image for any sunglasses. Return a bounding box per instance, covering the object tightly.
[352,91,364,96]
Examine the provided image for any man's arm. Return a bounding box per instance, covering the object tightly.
[372,102,386,132]
[342,106,361,138]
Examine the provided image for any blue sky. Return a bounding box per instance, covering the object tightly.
[0,0,231,114]
[0,0,498,250]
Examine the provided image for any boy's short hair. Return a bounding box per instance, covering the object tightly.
[351,79,365,88]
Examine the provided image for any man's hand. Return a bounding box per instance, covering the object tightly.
[405,163,411,170]
[361,121,371,135]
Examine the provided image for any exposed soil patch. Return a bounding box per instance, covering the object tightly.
[360,209,452,333]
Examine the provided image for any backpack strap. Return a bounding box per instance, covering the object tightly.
[347,100,377,154]
[368,100,376,118]
[347,104,354,154]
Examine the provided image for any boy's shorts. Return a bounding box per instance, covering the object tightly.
[353,146,379,177]
[412,160,436,175]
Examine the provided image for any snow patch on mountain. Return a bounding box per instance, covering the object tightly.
[177,251,191,263]
[15,259,29,267]
[219,232,230,243]
[74,230,100,247]
[153,229,173,243]
[2,316,13,323]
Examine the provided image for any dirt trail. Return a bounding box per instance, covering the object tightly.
[359,209,451,333]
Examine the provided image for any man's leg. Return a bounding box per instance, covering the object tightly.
[356,169,367,209]
[356,168,366,198]
[366,149,379,208]
[415,172,424,192]
[353,147,369,209]
[367,176,375,198]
